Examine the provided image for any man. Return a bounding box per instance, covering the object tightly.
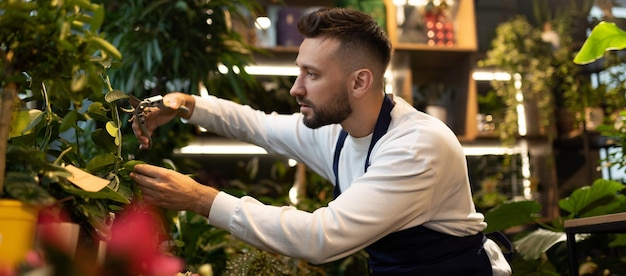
[130,7,512,275]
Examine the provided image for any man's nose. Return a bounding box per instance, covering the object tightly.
[289,76,304,97]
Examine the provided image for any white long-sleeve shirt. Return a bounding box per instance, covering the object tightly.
[187,95,511,274]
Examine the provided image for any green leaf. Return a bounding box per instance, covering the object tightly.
[574,22,626,64]
[514,228,567,260]
[484,200,542,232]
[104,89,128,103]
[86,102,110,122]
[71,73,88,92]
[90,4,105,32]
[105,121,119,145]
[559,179,626,216]
[122,160,146,172]
[5,172,56,206]
[85,153,116,173]
[59,109,79,133]
[90,128,117,153]
[91,36,122,60]
[609,234,626,247]
[10,109,43,138]
[61,183,131,204]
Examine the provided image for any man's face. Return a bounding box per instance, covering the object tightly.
[290,37,352,129]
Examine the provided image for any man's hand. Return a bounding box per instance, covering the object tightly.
[131,92,195,149]
[130,164,217,217]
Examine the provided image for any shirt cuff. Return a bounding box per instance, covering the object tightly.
[207,191,239,230]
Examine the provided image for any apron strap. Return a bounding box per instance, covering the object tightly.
[333,95,394,198]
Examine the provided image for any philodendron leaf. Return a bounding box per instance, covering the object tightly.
[559,179,626,217]
[514,228,567,260]
[484,200,542,233]
[574,21,626,64]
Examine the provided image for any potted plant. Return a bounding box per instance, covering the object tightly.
[0,0,134,267]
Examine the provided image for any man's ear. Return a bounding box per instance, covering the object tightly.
[351,69,373,98]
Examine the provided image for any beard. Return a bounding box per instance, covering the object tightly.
[300,89,352,129]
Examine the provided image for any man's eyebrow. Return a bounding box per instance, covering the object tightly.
[297,63,319,72]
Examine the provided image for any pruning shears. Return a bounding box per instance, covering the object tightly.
[128,95,189,149]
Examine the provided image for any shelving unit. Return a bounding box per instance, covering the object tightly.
[250,0,479,140]
[384,0,478,141]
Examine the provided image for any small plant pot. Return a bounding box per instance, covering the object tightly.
[0,199,39,267]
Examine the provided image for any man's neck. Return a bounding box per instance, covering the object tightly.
[341,94,386,138]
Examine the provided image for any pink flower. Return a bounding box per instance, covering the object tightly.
[105,204,183,275]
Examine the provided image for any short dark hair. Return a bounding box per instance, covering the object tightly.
[297,7,392,80]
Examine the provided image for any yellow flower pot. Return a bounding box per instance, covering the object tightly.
[0,199,39,268]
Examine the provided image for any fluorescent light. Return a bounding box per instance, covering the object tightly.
[218,64,300,76]
[462,146,525,156]
[176,144,267,155]
[245,65,299,76]
[472,71,511,81]
[174,138,268,155]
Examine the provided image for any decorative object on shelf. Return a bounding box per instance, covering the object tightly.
[391,0,458,46]
[276,6,305,47]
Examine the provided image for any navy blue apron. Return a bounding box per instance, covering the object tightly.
[332,95,493,275]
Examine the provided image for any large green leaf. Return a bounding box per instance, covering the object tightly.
[484,200,542,233]
[559,179,626,217]
[59,181,131,204]
[574,21,626,64]
[514,228,567,260]
[85,152,116,173]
